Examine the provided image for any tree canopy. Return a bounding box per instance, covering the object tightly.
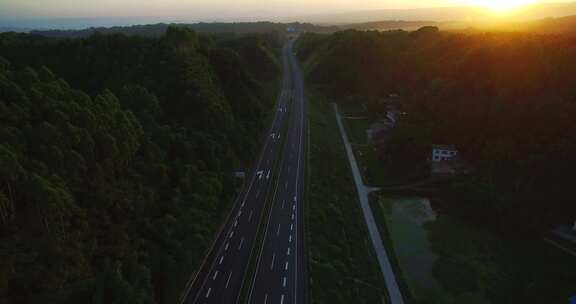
[0,26,279,303]
[298,29,576,233]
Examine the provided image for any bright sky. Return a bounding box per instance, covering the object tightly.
[0,0,572,27]
[0,0,549,17]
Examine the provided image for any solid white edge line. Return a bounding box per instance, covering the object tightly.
[292,39,305,304]
[225,271,233,289]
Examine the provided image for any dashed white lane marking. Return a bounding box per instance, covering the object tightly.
[229,231,234,238]
[270,253,276,270]
[241,201,245,208]
[290,223,293,231]
[276,224,281,236]
[283,276,287,287]
[282,199,286,209]
[234,219,238,227]
[225,271,233,288]
[281,294,285,304]
[225,242,229,251]
[284,261,289,270]
[219,256,224,265]
[248,210,254,222]
[292,205,296,211]
[289,235,292,243]
[238,210,242,217]
[206,287,212,298]
[212,271,219,280]
[264,294,268,304]
[291,213,295,220]
[238,237,245,250]
[287,248,291,255]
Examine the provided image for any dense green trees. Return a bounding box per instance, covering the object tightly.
[298,29,576,233]
[0,26,278,303]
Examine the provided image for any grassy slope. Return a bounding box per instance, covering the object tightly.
[306,91,387,304]
[344,118,370,146]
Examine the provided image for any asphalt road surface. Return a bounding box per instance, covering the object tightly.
[182,39,307,304]
[247,39,307,304]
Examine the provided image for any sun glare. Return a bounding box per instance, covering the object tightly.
[465,0,538,11]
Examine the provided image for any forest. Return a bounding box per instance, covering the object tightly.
[0,26,279,303]
[297,27,576,235]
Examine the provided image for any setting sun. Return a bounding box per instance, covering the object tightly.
[465,0,538,11]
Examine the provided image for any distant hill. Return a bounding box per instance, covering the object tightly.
[337,20,477,31]
[0,27,30,33]
[298,2,576,24]
[340,20,440,31]
[27,11,576,40]
[347,15,576,34]
[31,22,338,38]
[519,15,576,33]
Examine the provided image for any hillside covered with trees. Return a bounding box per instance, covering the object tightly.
[297,28,576,234]
[29,22,337,39]
[0,26,279,303]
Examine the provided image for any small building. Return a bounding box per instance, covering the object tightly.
[430,145,467,176]
[431,144,458,162]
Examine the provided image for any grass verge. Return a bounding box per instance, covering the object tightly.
[343,117,371,145]
[306,90,387,304]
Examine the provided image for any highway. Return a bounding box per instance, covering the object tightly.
[182,39,307,304]
[247,39,307,304]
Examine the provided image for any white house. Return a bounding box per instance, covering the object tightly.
[431,144,458,162]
